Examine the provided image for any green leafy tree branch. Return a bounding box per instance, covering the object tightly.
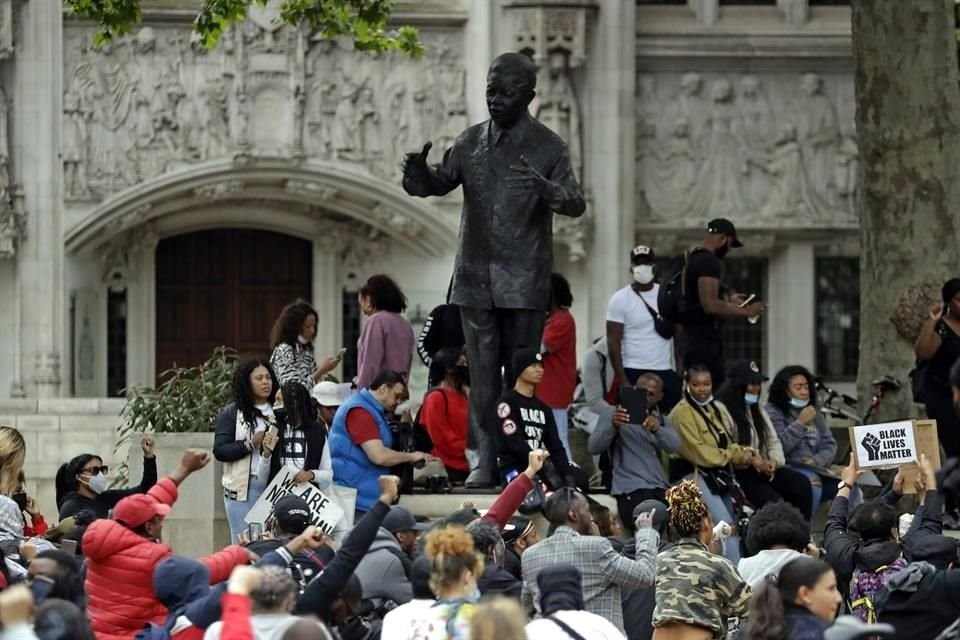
[64,0,423,57]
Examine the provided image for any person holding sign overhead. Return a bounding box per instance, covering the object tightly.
[823,454,944,606]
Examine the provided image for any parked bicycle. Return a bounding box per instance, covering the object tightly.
[816,375,903,427]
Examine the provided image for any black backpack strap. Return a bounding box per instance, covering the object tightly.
[546,615,590,640]
[637,291,661,321]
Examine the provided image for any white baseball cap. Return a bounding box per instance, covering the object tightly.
[312,381,342,407]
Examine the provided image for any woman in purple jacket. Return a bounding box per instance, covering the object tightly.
[355,275,415,388]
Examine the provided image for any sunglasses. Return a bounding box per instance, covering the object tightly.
[80,465,109,475]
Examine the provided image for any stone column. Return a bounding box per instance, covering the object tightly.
[125,233,159,390]
[312,238,343,376]
[779,0,810,26]
[14,0,64,397]
[690,0,719,26]
[583,0,636,350]
[766,241,816,374]
[464,0,494,125]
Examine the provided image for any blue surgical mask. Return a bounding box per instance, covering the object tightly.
[744,393,760,406]
[789,397,809,409]
[693,395,714,407]
[85,472,108,495]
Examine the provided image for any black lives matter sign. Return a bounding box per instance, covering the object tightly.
[852,421,918,469]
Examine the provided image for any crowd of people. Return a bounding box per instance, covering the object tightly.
[0,220,958,640]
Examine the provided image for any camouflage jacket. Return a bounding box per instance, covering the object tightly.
[652,538,752,639]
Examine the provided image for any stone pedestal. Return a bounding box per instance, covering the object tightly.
[126,432,230,558]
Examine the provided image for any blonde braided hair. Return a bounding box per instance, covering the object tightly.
[665,480,708,537]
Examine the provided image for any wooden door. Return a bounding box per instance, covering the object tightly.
[155,229,312,380]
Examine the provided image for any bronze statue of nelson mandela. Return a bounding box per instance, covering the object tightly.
[402,52,585,487]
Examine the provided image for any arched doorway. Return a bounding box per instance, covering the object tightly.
[154,229,312,379]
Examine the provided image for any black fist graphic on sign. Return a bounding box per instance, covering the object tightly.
[861,433,882,462]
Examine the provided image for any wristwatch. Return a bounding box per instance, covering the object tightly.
[837,480,849,491]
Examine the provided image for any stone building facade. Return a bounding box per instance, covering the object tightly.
[0,0,860,535]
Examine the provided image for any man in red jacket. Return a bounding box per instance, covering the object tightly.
[83,449,251,640]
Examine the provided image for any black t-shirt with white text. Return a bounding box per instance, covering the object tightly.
[495,389,570,482]
[683,249,724,334]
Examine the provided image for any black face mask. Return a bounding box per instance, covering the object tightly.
[454,365,471,387]
[12,491,27,512]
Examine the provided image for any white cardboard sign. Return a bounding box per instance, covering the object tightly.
[851,420,918,469]
[244,467,346,534]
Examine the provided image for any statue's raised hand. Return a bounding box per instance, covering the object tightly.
[402,141,433,176]
[401,141,434,195]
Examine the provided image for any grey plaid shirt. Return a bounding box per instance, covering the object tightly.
[521,525,659,633]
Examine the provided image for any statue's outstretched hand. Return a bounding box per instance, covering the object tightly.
[402,141,433,177]
[506,155,551,197]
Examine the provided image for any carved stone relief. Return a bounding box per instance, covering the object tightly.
[63,17,468,199]
[0,202,24,259]
[554,208,592,262]
[0,0,13,61]
[193,179,245,200]
[636,71,857,227]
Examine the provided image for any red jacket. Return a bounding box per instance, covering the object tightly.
[83,477,250,640]
[537,308,577,409]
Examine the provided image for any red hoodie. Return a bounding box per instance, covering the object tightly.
[83,477,249,640]
[537,308,577,409]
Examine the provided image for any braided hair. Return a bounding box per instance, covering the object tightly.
[666,480,708,538]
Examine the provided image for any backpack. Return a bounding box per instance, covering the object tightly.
[657,247,706,324]
[849,556,908,623]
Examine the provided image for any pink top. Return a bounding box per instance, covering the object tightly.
[355,311,415,389]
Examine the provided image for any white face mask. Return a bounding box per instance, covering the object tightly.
[84,472,108,495]
[632,265,655,285]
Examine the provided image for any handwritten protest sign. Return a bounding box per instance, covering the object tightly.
[244,467,348,535]
[899,419,941,494]
[850,420,918,469]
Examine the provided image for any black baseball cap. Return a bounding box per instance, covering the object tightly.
[707,218,743,248]
[726,359,769,385]
[272,495,312,533]
[382,506,430,534]
[630,245,656,264]
[633,499,669,530]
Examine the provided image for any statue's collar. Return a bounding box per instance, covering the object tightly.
[489,113,533,148]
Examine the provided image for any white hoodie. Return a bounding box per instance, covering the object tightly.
[737,548,804,588]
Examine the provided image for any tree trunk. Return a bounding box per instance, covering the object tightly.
[852,0,960,422]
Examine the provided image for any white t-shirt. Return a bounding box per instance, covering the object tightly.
[381,599,436,640]
[606,284,672,370]
[526,610,627,640]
